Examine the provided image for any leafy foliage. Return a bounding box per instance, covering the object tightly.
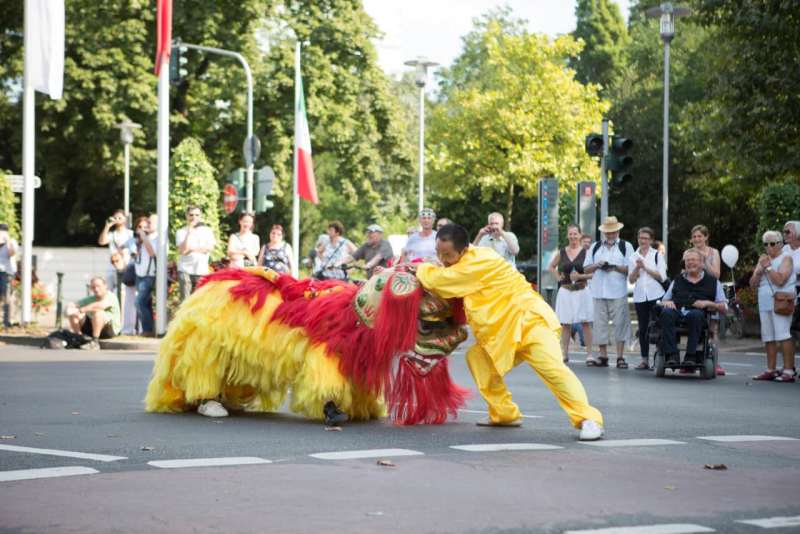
[572,0,630,94]
[0,171,19,239]
[756,181,800,248]
[168,138,223,261]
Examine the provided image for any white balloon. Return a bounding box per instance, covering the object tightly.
[721,245,739,269]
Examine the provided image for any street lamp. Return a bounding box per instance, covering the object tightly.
[115,119,141,226]
[404,57,439,213]
[646,2,691,263]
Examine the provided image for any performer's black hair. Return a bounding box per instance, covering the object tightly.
[436,224,470,251]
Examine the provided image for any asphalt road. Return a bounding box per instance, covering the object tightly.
[0,343,798,534]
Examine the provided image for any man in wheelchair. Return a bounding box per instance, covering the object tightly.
[658,248,727,368]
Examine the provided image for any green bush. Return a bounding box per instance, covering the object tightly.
[756,180,800,252]
[0,170,19,239]
[168,138,223,261]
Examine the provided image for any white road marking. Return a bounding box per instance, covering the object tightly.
[450,443,563,452]
[147,457,271,469]
[735,515,800,528]
[565,524,714,534]
[718,362,753,367]
[0,444,126,462]
[697,435,798,443]
[581,439,687,448]
[745,352,765,356]
[310,448,423,460]
[0,466,99,482]
[458,409,542,419]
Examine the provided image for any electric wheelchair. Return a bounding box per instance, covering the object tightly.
[649,304,718,379]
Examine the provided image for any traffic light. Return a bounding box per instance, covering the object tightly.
[169,42,188,84]
[254,166,275,213]
[606,136,633,184]
[584,133,603,157]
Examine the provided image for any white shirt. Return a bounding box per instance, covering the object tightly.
[229,232,260,268]
[132,233,158,277]
[629,247,667,303]
[176,225,216,275]
[757,253,796,312]
[584,239,634,299]
[476,231,519,265]
[782,244,800,282]
[403,231,436,262]
[108,228,133,256]
[0,238,18,275]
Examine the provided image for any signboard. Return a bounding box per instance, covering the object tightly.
[223,183,239,215]
[6,175,42,193]
[575,181,596,241]
[537,178,559,306]
[243,135,261,167]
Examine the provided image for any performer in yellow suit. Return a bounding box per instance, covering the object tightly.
[415,224,605,440]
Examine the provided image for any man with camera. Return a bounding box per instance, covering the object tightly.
[175,206,216,301]
[473,212,519,266]
[583,216,635,368]
[0,224,17,327]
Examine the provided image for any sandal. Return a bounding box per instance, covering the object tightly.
[635,360,650,370]
[774,369,797,383]
[616,358,629,369]
[586,357,608,367]
[752,370,779,381]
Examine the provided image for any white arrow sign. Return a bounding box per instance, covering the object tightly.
[6,175,42,193]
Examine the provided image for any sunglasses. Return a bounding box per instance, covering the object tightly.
[764,242,780,247]
[783,230,792,234]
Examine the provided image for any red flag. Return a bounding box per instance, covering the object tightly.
[154,0,172,75]
[294,47,318,204]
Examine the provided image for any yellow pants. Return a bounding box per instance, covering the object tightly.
[466,320,603,429]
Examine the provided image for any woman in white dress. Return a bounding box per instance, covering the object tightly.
[227,212,260,269]
[548,224,594,363]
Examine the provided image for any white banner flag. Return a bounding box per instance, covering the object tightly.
[28,0,64,99]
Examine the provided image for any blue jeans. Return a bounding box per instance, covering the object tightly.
[135,275,155,334]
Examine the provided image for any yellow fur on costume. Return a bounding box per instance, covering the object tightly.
[144,273,386,421]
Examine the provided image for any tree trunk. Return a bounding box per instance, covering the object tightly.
[505,181,514,230]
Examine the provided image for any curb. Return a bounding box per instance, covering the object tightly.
[0,334,159,352]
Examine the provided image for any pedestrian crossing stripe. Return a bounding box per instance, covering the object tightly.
[0,444,127,462]
[147,457,271,469]
[697,435,798,443]
[450,443,563,452]
[0,466,98,482]
[564,523,715,533]
[309,448,424,460]
[735,515,800,528]
[580,439,687,448]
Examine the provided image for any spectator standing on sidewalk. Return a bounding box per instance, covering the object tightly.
[473,212,519,265]
[583,216,634,369]
[690,224,726,375]
[65,276,121,350]
[176,206,216,301]
[548,224,594,363]
[258,224,293,274]
[0,224,17,327]
[751,230,796,382]
[628,227,667,370]
[782,221,800,304]
[132,216,157,336]
[315,221,356,280]
[98,210,135,333]
[227,212,259,269]
[400,208,437,263]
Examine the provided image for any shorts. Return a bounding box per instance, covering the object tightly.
[759,310,792,342]
[81,316,116,339]
[592,297,632,345]
[554,287,593,325]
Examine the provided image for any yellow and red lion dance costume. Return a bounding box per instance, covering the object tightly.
[145,267,470,425]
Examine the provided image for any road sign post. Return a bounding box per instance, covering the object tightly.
[537,178,559,307]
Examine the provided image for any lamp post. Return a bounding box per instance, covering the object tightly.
[404,57,438,213]
[115,119,141,226]
[646,2,691,264]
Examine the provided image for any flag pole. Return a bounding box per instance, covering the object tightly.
[21,0,34,324]
[155,53,169,335]
[291,41,300,278]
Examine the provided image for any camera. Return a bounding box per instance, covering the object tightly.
[600,261,613,271]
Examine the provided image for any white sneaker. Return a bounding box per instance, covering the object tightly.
[579,419,604,441]
[197,400,229,418]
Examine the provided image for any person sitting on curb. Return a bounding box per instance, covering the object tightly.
[65,277,121,350]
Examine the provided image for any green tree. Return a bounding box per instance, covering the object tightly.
[168,138,222,261]
[0,171,19,239]
[756,181,800,253]
[427,18,609,227]
[571,0,630,94]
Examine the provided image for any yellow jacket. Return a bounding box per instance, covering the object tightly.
[416,246,560,375]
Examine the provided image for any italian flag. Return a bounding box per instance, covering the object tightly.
[294,47,318,204]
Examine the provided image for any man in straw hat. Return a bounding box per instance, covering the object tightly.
[583,216,635,368]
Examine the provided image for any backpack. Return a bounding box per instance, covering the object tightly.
[43,329,89,350]
[591,239,629,261]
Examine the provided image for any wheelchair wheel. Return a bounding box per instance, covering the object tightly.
[654,351,666,378]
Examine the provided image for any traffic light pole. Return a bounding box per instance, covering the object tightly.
[176,42,254,211]
[600,118,609,222]
[661,40,671,263]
